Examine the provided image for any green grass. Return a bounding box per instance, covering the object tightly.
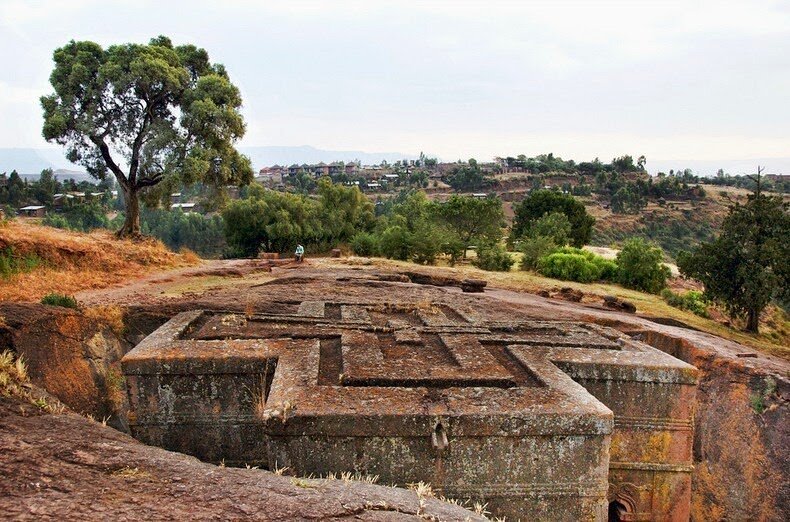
[41,293,79,309]
[0,247,43,279]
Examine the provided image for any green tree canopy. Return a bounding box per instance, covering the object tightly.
[317,178,375,244]
[615,238,671,293]
[446,159,490,191]
[41,36,252,237]
[433,194,505,252]
[511,190,595,247]
[678,180,789,332]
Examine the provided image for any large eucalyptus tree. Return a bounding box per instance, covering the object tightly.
[41,36,252,237]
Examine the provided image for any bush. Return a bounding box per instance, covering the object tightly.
[473,242,514,272]
[616,238,671,293]
[537,247,617,283]
[661,289,709,317]
[41,293,78,309]
[519,236,559,270]
[378,225,412,261]
[350,232,379,257]
[410,224,444,265]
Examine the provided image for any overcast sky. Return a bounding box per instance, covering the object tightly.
[1,0,788,164]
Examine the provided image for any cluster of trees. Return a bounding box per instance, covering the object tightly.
[351,192,506,266]
[445,159,493,191]
[594,170,706,214]
[140,208,225,257]
[0,169,115,211]
[707,169,788,193]
[500,153,646,176]
[513,201,671,292]
[223,179,374,257]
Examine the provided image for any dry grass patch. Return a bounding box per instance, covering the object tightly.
[0,349,66,413]
[0,221,198,301]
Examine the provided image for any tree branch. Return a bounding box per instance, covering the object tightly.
[89,135,128,187]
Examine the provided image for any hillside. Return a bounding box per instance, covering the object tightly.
[0,221,198,301]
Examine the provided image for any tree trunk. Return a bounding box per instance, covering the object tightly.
[746,308,760,333]
[118,186,141,238]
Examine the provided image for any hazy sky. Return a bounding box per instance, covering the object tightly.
[1,0,788,163]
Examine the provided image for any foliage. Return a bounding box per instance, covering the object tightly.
[527,212,571,246]
[678,184,789,332]
[41,293,78,309]
[43,202,110,232]
[222,189,318,257]
[519,236,560,271]
[316,178,375,245]
[472,242,513,272]
[41,36,252,236]
[377,224,412,261]
[661,289,709,318]
[433,194,504,250]
[615,238,671,293]
[445,159,491,191]
[140,207,225,258]
[350,232,379,257]
[512,190,595,247]
[0,247,43,278]
[537,247,617,283]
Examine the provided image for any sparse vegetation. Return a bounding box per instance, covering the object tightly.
[41,293,79,308]
[661,289,709,318]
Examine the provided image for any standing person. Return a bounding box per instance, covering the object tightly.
[295,244,304,262]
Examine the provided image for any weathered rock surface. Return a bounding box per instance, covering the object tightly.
[0,395,482,521]
[7,261,788,521]
[0,303,124,419]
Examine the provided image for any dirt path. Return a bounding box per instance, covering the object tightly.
[75,259,281,306]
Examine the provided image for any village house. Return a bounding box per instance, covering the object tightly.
[18,205,46,217]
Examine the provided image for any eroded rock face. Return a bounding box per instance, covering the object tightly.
[123,300,698,521]
[0,395,483,521]
[0,303,124,419]
[633,330,789,522]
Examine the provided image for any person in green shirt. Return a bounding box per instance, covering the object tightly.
[295,244,304,262]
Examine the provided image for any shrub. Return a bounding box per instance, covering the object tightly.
[410,224,443,265]
[661,289,709,317]
[537,247,617,283]
[41,293,78,309]
[519,236,559,271]
[378,225,412,261]
[350,232,379,257]
[616,238,671,293]
[473,242,514,272]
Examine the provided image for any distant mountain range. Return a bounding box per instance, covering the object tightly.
[1,147,785,180]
